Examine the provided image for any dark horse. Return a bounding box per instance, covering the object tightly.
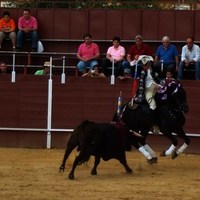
[114,79,190,161]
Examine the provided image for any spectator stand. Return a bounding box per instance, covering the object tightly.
[0,39,198,79]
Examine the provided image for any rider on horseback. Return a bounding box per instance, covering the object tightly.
[134,55,162,110]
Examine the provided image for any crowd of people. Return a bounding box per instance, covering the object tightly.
[0,9,200,81]
[0,9,38,51]
[76,33,200,81]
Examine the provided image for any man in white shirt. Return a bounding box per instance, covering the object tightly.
[177,37,200,80]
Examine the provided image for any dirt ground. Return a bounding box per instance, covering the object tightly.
[0,147,200,200]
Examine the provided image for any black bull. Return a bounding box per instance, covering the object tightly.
[60,120,137,179]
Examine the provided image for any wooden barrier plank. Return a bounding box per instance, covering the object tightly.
[0,77,199,148]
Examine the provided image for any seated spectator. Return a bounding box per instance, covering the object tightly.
[35,61,50,75]
[177,37,200,80]
[0,11,16,50]
[82,65,106,78]
[16,9,38,52]
[77,33,100,75]
[122,35,153,78]
[101,36,125,77]
[154,36,179,78]
[166,69,175,81]
[0,61,10,73]
[160,69,175,86]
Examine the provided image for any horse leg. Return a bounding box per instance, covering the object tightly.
[138,146,156,164]
[171,143,188,159]
[144,144,158,163]
[160,129,178,157]
[160,144,176,157]
[171,129,191,159]
[91,156,100,175]
[137,129,157,164]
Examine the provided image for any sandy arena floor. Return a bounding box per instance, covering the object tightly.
[0,147,200,200]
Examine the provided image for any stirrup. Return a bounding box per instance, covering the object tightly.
[134,96,143,103]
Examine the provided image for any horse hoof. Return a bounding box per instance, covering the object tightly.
[147,158,157,164]
[152,157,158,163]
[171,151,178,159]
[160,151,166,157]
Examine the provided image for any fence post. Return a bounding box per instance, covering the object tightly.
[47,56,53,149]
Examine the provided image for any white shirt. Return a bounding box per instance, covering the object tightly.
[145,69,154,88]
[107,45,125,61]
[181,44,200,62]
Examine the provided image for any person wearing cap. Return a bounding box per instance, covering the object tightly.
[154,36,179,78]
[35,61,50,75]
[134,55,161,110]
[77,33,100,75]
[122,35,153,78]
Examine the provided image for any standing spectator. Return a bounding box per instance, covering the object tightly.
[122,35,153,78]
[154,36,179,78]
[177,37,200,80]
[16,9,38,52]
[77,33,100,75]
[0,11,16,50]
[101,36,125,77]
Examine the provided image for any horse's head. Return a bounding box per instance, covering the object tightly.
[157,80,189,113]
[167,81,189,113]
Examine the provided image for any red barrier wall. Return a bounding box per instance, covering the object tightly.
[0,75,199,149]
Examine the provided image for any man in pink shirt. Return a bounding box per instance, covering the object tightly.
[16,9,38,52]
[101,36,125,77]
[77,34,100,75]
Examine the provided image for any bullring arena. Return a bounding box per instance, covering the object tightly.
[0,77,200,200]
[1,4,200,200]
